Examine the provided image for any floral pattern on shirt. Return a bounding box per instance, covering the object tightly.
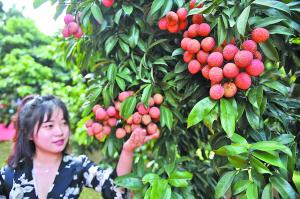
[0,154,128,199]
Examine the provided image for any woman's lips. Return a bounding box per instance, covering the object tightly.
[53,139,64,146]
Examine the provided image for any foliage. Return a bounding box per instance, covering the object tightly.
[39,0,300,198]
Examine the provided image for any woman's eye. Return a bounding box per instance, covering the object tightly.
[45,125,53,128]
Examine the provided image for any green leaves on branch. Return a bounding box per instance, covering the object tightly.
[236,6,251,36]
[120,96,137,119]
[220,98,236,137]
[215,171,237,199]
[91,3,104,24]
[160,106,173,130]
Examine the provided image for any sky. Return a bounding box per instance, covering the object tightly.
[2,0,65,36]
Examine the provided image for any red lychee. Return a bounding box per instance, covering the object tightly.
[207,52,224,67]
[197,50,208,65]
[210,84,224,100]
[245,59,265,77]
[209,67,223,83]
[62,26,71,38]
[95,108,107,120]
[137,103,150,115]
[149,107,160,120]
[181,38,191,51]
[252,28,270,43]
[177,8,188,21]
[201,65,211,79]
[68,22,79,34]
[64,14,74,24]
[187,24,199,38]
[147,123,158,135]
[133,112,142,124]
[242,40,257,54]
[223,63,239,78]
[197,23,211,37]
[167,23,179,33]
[153,94,164,105]
[192,14,204,24]
[187,39,201,54]
[166,11,179,26]
[158,17,168,30]
[116,128,126,139]
[235,72,252,90]
[142,114,152,126]
[107,106,117,117]
[179,20,188,31]
[223,82,237,98]
[183,51,195,63]
[223,44,239,61]
[74,27,83,38]
[254,51,262,60]
[102,0,114,8]
[201,37,215,52]
[188,60,202,74]
[234,50,253,68]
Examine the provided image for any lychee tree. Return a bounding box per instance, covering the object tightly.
[36,0,300,198]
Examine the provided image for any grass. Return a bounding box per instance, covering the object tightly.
[0,141,101,198]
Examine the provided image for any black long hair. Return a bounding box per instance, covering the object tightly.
[8,94,70,168]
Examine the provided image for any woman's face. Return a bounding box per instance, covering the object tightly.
[32,108,70,155]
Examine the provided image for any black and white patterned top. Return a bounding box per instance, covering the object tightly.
[0,154,128,199]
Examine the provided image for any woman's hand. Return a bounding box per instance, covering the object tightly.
[122,127,159,153]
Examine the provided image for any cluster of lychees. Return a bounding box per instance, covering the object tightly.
[101,0,114,7]
[62,14,83,39]
[85,91,162,140]
[158,1,269,100]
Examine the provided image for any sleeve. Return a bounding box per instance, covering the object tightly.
[0,167,7,197]
[80,155,128,199]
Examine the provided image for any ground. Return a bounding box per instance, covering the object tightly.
[0,141,101,199]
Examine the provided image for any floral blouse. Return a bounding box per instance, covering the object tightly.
[0,154,128,199]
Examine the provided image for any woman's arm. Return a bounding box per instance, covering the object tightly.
[116,128,158,176]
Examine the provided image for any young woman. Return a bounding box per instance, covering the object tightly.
[0,95,157,199]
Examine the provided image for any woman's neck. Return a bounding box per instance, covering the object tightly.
[33,150,62,166]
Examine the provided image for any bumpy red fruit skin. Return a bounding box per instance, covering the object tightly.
[153,94,163,105]
[189,0,203,9]
[223,63,239,78]
[192,14,204,24]
[183,31,189,38]
[254,51,262,60]
[201,65,211,79]
[93,104,102,113]
[209,67,223,83]
[137,103,150,115]
[187,24,199,38]
[223,44,238,61]
[234,50,253,68]
[116,128,126,139]
[235,72,252,90]
[210,84,224,100]
[133,112,142,124]
[149,107,160,120]
[252,28,270,43]
[167,23,179,33]
[245,59,265,77]
[177,8,188,21]
[118,91,130,102]
[183,51,195,63]
[179,20,188,31]
[95,108,107,120]
[187,39,201,54]
[181,38,191,50]
[166,11,179,26]
[108,118,117,127]
[223,82,237,98]
[62,26,71,38]
[92,123,103,134]
[197,50,208,65]
[103,125,111,135]
[68,22,79,34]
[197,23,211,37]
[107,106,117,117]
[158,17,168,30]
[188,60,202,74]
[64,14,74,24]
[147,123,158,135]
[242,40,257,54]
[102,0,114,8]
[142,114,151,126]
[74,27,83,38]
[201,37,215,52]
[87,127,94,136]
[207,52,224,67]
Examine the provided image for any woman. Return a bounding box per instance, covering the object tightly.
[0,95,157,199]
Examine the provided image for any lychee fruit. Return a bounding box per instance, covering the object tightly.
[183,51,195,63]
[223,82,237,98]
[187,39,201,54]
[197,50,208,65]
[107,106,117,117]
[181,38,191,51]
[235,72,252,90]
[142,114,152,126]
[201,37,215,52]
[242,40,257,54]
[64,14,74,24]
[187,24,199,38]
[133,112,142,124]
[114,101,121,111]
[207,52,224,67]
[166,11,179,26]
[149,97,155,106]
[92,123,103,134]
[137,103,150,115]
[62,26,71,38]
[126,115,133,125]
[254,51,262,60]
[108,118,117,127]
[245,59,265,77]
[177,8,188,21]
[102,0,114,8]
[252,28,270,43]
[149,107,160,120]
[223,44,239,61]
[192,14,204,24]
[85,120,93,128]
[147,123,158,135]
[201,65,211,79]
[118,91,130,102]
[158,17,168,30]
[223,63,239,78]
[209,67,223,83]
[67,22,79,34]
[234,50,253,68]
[167,23,179,33]
[179,20,188,31]
[197,23,211,36]
[124,124,132,133]
[116,128,126,139]
[188,60,202,74]
[103,125,111,135]
[209,84,224,100]
[93,104,102,113]
[153,94,164,105]
[183,31,189,38]
[95,108,107,120]
[74,27,83,38]
[87,127,94,136]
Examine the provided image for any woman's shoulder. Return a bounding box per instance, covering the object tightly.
[62,153,93,166]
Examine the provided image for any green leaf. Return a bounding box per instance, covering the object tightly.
[250,156,272,174]
[253,0,291,15]
[233,180,250,195]
[149,0,164,16]
[119,40,130,55]
[120,96,137,119]
[270,175,297,199]
[246,105,261,130]
[33,0,48,8]
[230,133,248,145]
[220,98,236,137]
[141,84,152,106]
[116,77,126,91]
[215,171,237,199]
[253,17,286,28]
[236,6,251,36]
[114,175,144,190]
[122,4,133,15]
[263,81,289,95]
[105,36,118,55]
[174,0,184,7]
[259,40,279,61]
[250,141,292,157]
[160,106,173,130]
[91,3,104,24]
[269,25,294,36]
[262,184,273,199]
[252,151,285,169]
[217,16,227,46]
[142,173,160,185]
[293,171,300,193]
[129,25,139,48]
[107,63,117,83]
[151,179,169,199]
[246,183,258,199]
[168,171,193,188]
[114,9,123,24]
[272,134,295,145]
[187,97,217,128]
[215,145,248,156]
[172,48,184,57]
